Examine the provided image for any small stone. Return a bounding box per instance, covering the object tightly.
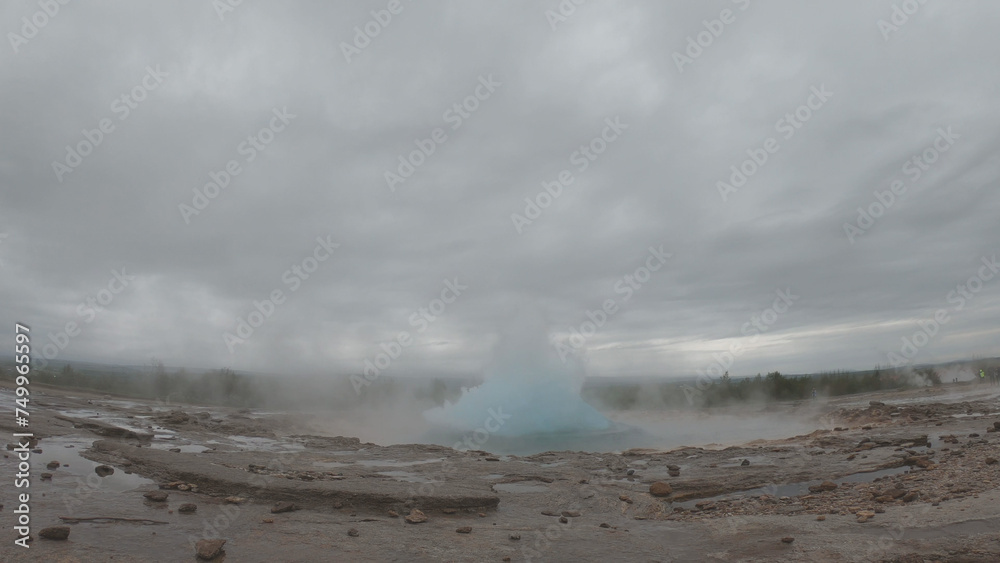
[94,465,114,477]
[485,457,500,461]
[46,461,60,470]
[559,516,568,523]
[808,481,838,493]
[169,448,181,453]
[178,503,197,513]
[144,491,168,502]
[541,510,560,516]
[599,522,611,528]
[40,473,52,480]
[39,526,70,540]
[262,518,274,523]
[177,484,190,491]
[456,526,472,534]
[816,515,826,521]
[224,497,245,504]
[902,491,919,502]
[561,510,581,518]
[618,495,633,504]
[781,537,794,543]
[986,458,998,465]
[856,510,875,523]
[441,508,457,514]
[649,482,672,496]
[271,501,298,513]
[347,528,359,537]
[509,533,521,540]
[195,538,226,560]
[741,459,750,466]
[388,510,399,517]
[405,509,428,524]
[478,512,486,518]
[626,468,635,475]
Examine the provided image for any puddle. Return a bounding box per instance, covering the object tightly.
[33,436,154,492]
[493,483,550,494]
[356,458,442,467]
[147,443,209,453]
[312,461,350,469]
[226,435,305,453]
[675,466,911,509]
[376,471,436,483]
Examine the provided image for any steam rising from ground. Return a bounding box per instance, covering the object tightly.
[422,311,611,437]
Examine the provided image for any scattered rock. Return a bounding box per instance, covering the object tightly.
[986,458,998,465]
[626,469,635,476]
[271,501,299,514]
[781,537,794,544]
[559,516,568,523]
[477,512,486,518]
[441,508,457,514]
[541,510,560,516]
[168,448,182,453]
[509,533,521,540]
[456,526,472,534]
[46,461,60,470]
[902,492,919,503]
[856,510,875,523]
[347,528,359,537]
[179,503,197,513]
[600,522,611,528]
[619,495,633,504]
[808,481,838,493]
[741,459,750,466]
[39,526,70,540]
[405,509,428,524]
[485,457,500,462]
[40,473,52,480]
[195,538,226,560]
[388,510,399,518]
[94,465,114,477]
[816,515,826,521]
[177,484,190,491]
[561,510,581,518]
[262,518,274,524]
[143,491,168,502]
[649,482,672,496]
[224,497,245,504]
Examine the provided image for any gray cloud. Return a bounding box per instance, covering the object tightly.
[2,0,998,379]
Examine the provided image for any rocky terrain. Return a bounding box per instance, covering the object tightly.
[1,383,999,562]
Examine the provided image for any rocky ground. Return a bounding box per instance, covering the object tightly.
[1,383,999,562]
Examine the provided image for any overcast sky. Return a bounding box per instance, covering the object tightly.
[2,0,998,380]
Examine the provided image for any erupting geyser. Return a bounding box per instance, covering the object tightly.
[422,311,613,442]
